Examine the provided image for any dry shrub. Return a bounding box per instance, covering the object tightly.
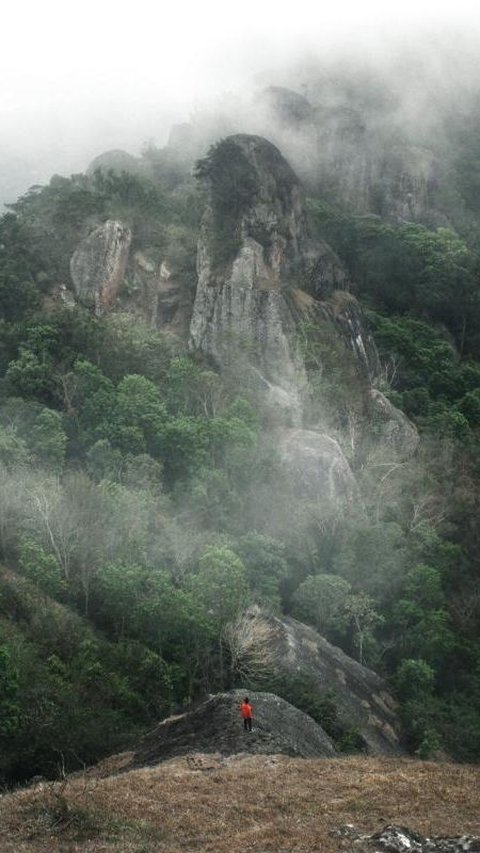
[222,610,281,683]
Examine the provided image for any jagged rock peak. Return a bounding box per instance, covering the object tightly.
[190,134,313,402]
[194,133,309,280]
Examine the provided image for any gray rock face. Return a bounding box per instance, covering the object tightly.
[70,220,132,316]
[336,824,480,852]
[189,133,396,504]
[278,428,357,503]
[189,134,343,402]
[320,290,380,381]
[191,232,305,395]
[189,133,414,506]
[255,87,440,223]
[128,252,193,337]
[313,117,437,221]
[233,610,402,756]
[130,690,336,767]
[369,389,419,458]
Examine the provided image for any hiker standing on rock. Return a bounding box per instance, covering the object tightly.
[241,697,253,732]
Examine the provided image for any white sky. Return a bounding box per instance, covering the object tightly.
[1,0,480,198]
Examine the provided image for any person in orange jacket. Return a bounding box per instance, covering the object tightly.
[240,696,253,732]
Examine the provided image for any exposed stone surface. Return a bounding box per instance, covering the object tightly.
[70,220,132,316]
[189,132,406,504]
[369,388,419,458]
[333,824,480,852]
[368,825,480,853]
[234,610,402,756]
[128,251,193,336]
[278,428,357,503]
[189,134,345,398]
[320,290,381,381]
[254,86,442,224]
[130,690,336,768]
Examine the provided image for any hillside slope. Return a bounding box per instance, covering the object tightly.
[0,756,478,852]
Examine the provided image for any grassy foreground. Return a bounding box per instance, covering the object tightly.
[0,755,478,852]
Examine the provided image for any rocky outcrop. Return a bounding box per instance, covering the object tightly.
[191,231,306,394]
[369,388,419,458]
[189,134,367,419]
[254,86,441,223]
[127,251,192,337]
[190,134,344,393]
[130,690,336,767]
[189,133,400,500]
[278,428,357,503]
[230,610,402,756]
[320,290,380,381]
[70,220,132,316]
[334,824,480,852]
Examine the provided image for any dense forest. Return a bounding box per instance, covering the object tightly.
[1,72,480,786]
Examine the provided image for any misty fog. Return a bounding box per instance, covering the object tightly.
[2,0,480,208]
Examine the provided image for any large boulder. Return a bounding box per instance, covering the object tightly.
[228,610,403,756]
[70,220,132,316]
[369,388,419,458]
[278,428,357,504]
[130,690,336,768]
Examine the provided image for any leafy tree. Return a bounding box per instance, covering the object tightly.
[190,546,250,629]
[333,521,407,602]
[195,139,257,267]
[0,645,22,737]
[234,533,288,610]
[5,349,56,403]
[0,214,42,320]
[18,539,66,599]
[389,565,456,669]
[292,574,352,637]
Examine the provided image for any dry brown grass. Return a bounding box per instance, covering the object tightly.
[0,755,478,852]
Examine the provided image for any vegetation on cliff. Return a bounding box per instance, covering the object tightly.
[0,101,480,785]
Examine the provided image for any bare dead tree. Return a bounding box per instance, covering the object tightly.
[222,610,281,684]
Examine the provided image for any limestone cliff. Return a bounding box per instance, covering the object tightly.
[369,388,420,458]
